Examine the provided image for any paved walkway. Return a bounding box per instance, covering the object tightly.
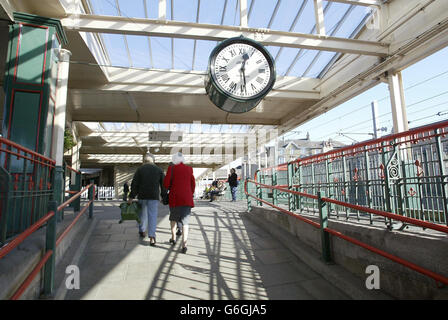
[63,200,350,300]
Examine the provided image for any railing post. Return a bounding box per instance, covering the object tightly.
[88,179,95,219]
[435,128,448,225]
[325,158,333,218]
[256,171,262,206]
[42,201,57,297]
[0,168,13,245]
[342,155,349,218]
[364,146,373,224]
[287,162,294,211]
[381,141,393,226]
[53,165,64,222]
[318,191,332,263]
[311,162,316,212]
[246,178,252,211]
[297,163,302,213]
[272,169,278,206]
[74,172,81,212]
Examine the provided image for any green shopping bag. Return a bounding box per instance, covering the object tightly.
[118,202,142,224]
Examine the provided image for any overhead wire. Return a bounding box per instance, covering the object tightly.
[300,68,448,138]
[313,89,448,141]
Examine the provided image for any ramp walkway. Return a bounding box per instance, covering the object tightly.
[59,200,351,300]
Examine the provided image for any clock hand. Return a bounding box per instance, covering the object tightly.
[239,62,247,94]
[240,55,249,94]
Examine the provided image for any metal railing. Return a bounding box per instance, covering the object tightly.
[80,186,115,200]
[0,137,55,245]
[244,120,448,288]
[65,164,81,213]
[244,179,448,287]
[253,120,448,228]
[0,182,95,299]
[0,137,96,299]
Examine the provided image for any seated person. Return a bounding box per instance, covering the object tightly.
[209,180,225,202]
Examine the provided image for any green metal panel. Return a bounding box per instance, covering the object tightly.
[44,94,55,157]
[9,91,41,173]
[0,12,66,242]
[15,26,48,84]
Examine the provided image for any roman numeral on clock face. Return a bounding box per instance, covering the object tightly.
[219,66,227,72]
[229,82,237,91]
[220,73,229,82]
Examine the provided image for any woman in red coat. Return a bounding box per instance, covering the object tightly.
[164,152,195,253]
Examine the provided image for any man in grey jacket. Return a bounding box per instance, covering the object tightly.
[128,152,167,246]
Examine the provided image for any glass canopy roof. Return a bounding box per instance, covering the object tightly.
[83,0,373,78]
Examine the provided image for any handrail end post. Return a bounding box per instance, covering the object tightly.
[245,178,252,212]
[42,201,57,297]
[256,171,262,206]
[53,165,65,222]
[318,192,332,264]
[88,179,95,219]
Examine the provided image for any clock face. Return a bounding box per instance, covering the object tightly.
[211,42,273,100]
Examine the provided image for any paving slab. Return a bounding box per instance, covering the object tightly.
[64,200,352,300]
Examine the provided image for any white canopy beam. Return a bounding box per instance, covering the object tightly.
[325,0,383,6]
[313,0,326,36]
[70,67,321,100]
[158,0,166,20]
[61,14,389,56]
[240,0,248,27]
[0,0,14,21]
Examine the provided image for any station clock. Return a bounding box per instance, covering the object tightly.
[204,36,276,113]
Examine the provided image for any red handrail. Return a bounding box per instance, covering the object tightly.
[56,200,93,247]
[66,165,80,175]
[58,184,93,212]
[0,211,55,259]
[246,191,321,228]
[247,179,448,234]
[9,250,53,300]
[0,147,55,168]
[324,228,448,286]
[1,183,95,300]
[0,137,55,165]
[322,196,448,234]
[245,179,448,286]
